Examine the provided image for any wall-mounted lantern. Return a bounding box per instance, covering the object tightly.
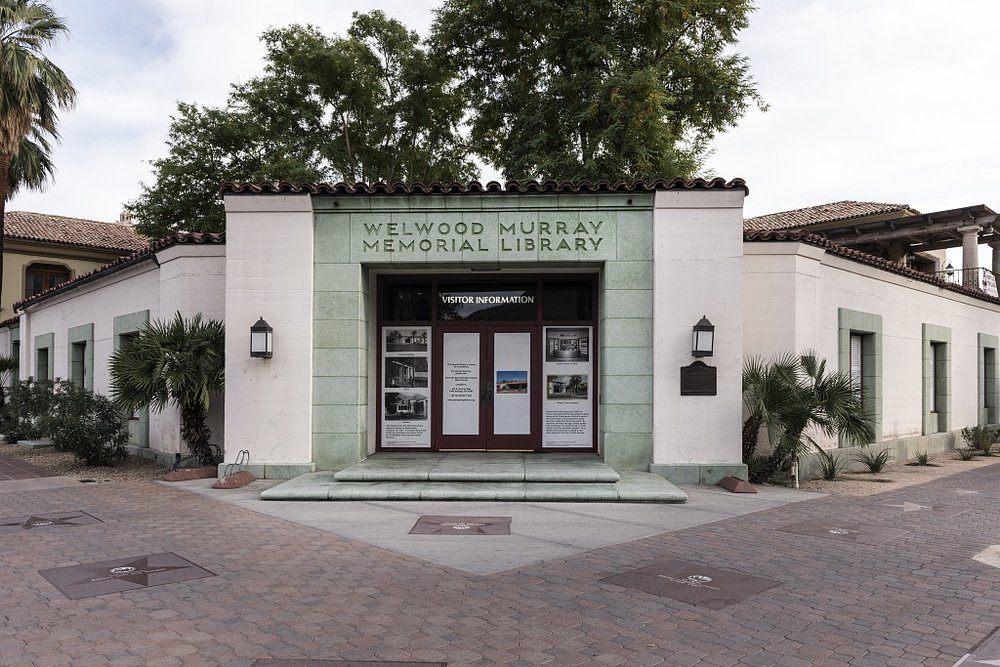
[250,317,273,358]
[692,316,715,357]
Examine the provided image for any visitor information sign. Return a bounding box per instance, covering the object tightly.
[442,332,480,435]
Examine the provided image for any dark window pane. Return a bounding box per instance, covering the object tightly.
[438,283,536,320]
[383,283,432,321]
[542,281,593,321]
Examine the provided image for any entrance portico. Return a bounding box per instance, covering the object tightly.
[221,180,747,485]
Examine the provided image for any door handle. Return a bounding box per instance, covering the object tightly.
[480,381,494,405]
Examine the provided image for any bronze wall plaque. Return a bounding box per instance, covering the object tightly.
[680,361,717,396]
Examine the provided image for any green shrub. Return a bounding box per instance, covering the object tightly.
[853,448,893,473]
[0,378,56,442]
[746,454,772,484]
[955,447,978,461]
[46,381,129,466]
[961,424,997,456]
[912,451,930,466]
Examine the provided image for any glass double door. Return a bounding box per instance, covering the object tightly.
[433,324,540,450]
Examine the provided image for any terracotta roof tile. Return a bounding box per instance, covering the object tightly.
[744,229,1000,305]
[220,177,749,196]
[15,232,225,311]
[5,211,150,253]
[743,201,914,232]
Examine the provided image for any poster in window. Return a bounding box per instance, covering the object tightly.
[382,326,431,448]
[542,326,593,448]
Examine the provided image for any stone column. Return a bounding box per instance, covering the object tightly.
[958,224,982,288]
[991,241,1000,278]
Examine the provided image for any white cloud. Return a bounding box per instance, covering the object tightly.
[9,0,1000,222]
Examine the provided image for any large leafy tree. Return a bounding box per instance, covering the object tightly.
[431,0,765,181]
[127,11,475,238]
[0,0,76,309]
[742,352,875,484]
[108,313,225,467]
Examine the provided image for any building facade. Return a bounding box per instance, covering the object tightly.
[1,211,149,320]
[221,180,747,482]
[1,233,225,463]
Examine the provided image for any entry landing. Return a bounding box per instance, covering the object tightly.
[261,452,687,503]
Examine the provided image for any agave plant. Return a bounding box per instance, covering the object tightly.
[108,312,224,466]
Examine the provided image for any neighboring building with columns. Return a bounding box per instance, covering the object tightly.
[744,200,1000,473]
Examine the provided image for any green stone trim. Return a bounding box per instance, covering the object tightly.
[649,463,749,485]
[113,311,150,447]
[113,310,150,337]
[9,326,19,384]
[312,192,656,472]
[837,309,882,444]
[217,462,317,480]
[67,323,95,391]
[33,332,54,381]
[978,333,998,425]
[922,323,951,435]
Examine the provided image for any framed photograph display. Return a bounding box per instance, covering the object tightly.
[542,326,593,448]
[381,327,431,448]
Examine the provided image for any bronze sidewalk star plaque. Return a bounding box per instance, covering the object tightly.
[253,661,446,666]
[0,511,103,534]
[779,519,909,546]
[38,552,214,599]
[601,558,780,609]
[410,515,511,535]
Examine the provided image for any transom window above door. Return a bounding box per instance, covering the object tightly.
[380,277,593,323]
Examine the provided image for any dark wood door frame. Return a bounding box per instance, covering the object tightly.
[432,323,541,451]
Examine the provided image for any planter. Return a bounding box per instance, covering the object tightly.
[162,466,218,482]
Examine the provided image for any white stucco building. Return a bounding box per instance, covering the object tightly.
[3,184,998,486]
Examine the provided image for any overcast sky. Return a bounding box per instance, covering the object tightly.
[10,0,1000,222]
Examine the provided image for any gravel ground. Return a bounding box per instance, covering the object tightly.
[794,448,999,495]
[0,441,170,481]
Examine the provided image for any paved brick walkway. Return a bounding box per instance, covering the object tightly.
[0,453,58,480]
[1,463,999,666]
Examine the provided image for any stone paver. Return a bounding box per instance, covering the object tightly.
[1,463,999,665]
[0,453,59,480]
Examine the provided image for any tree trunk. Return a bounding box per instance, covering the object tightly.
[0,152,9,320]
[742,416,762,462]
[179,404,215,467]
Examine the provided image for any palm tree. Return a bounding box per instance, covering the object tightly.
[108,313,225,467]
[0,352,16,406]
[743,352,875,483]
[0,0,77,304]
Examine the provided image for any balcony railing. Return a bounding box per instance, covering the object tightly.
[931,266,999,296]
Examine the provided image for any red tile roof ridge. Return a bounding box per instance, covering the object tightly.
[220,177,749,195]
[744,200,914,232]
[14,231,225,311]
[5,210,150,252]
[744,229,1000,305]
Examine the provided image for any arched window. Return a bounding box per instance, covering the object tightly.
[24,263,71,298]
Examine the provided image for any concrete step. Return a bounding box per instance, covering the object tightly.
[261,472,687,503]
[332,452,621,483]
